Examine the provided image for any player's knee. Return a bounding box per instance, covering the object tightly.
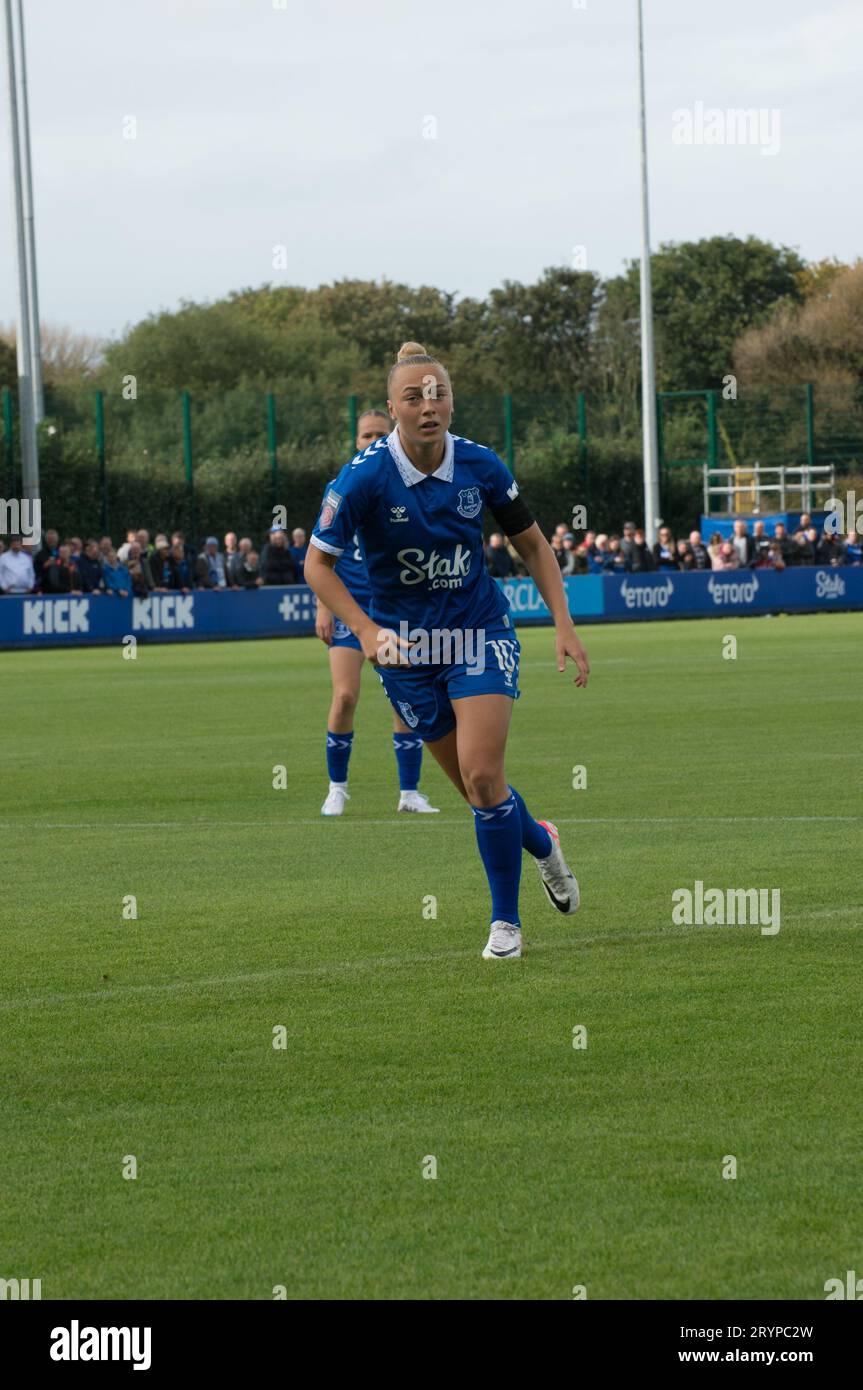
[332,688,359,720]
[462,766,505,806]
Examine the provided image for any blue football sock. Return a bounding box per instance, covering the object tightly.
[471,790,523,925]
[326,730,354,783]
[392,733,423,792]
[508,784,553,859]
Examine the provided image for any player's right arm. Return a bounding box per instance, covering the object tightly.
[305,548,376,653]
[305,466,408,665]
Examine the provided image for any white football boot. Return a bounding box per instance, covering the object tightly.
[321,783,350,816]
[481,921,523,960]
[534,821,580,914]
[397,790,440,813]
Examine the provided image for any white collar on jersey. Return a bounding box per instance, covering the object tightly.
[387,427,454,487]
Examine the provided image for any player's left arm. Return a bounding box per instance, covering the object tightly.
[485,457,589,688]
[507,523,589,687]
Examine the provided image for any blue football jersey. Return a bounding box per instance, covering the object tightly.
[315,477,372,609]
[310,430,515,633]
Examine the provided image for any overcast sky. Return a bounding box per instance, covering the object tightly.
[1,0,859,341]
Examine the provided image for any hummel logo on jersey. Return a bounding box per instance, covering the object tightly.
[390,505,409,523]
[506,481,519,500]
[397,544,471,589]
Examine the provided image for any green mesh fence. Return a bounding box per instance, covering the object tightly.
[4,382,861,544]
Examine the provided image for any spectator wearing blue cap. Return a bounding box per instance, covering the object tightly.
[198,536,228,589]
[261,527,298,585]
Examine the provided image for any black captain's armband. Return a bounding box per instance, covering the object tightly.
[489,494,535,537]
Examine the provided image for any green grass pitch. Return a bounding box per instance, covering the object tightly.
[2,612,861,1300]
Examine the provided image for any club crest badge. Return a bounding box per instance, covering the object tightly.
[457,487,482,519]
[397,701,420,729]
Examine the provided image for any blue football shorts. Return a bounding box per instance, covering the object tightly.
[375,626,521,743]
[330,618,362,653]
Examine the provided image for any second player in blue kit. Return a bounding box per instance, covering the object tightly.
[315,408,439,817]
[306,341,590,959]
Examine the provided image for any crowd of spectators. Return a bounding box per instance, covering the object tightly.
[0,525,310,596]
[484,514,862,579]
[2,512,860,597]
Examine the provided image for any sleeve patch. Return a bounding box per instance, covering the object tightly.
[320,489,342,528]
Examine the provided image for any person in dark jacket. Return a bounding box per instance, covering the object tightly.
[486,532,516,579]
[150,538,173,589]
[169,542,194,590]
[790,530,815,565]
[687,531,712,570]
[34,529,60,586]
[752,520,772,564]
[171,530,195,566]
[43,544,82,594]
[127,542,154,596]
[76,539,105,593]
[619,521,638,570]
[772,522,794,565]
[630,527,656,572]
[816,532,845,566]
[652,526,679,571]
[676,539,696,570]
[233,549,263,588]
[261,528,298,585]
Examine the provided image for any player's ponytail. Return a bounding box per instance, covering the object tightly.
[388,341,450,389]
[397,341,428,361]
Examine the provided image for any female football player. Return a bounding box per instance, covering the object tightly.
[306,344,589,959]
[316,408,439,817]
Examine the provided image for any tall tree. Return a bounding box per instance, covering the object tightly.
[735,260,863,387]
[461,267,600,394]
[597,236,805,393]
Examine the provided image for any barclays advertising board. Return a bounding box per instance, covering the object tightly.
[498,575,604,624]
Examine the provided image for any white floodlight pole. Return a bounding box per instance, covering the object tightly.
[3,0,39,499]
[15,0,43,422]
[637,0,660,543]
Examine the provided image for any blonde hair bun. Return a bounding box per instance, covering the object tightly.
[397,341,427,361]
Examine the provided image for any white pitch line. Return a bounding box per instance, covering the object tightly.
[1,906,859,1015]
[0,815,858,831]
